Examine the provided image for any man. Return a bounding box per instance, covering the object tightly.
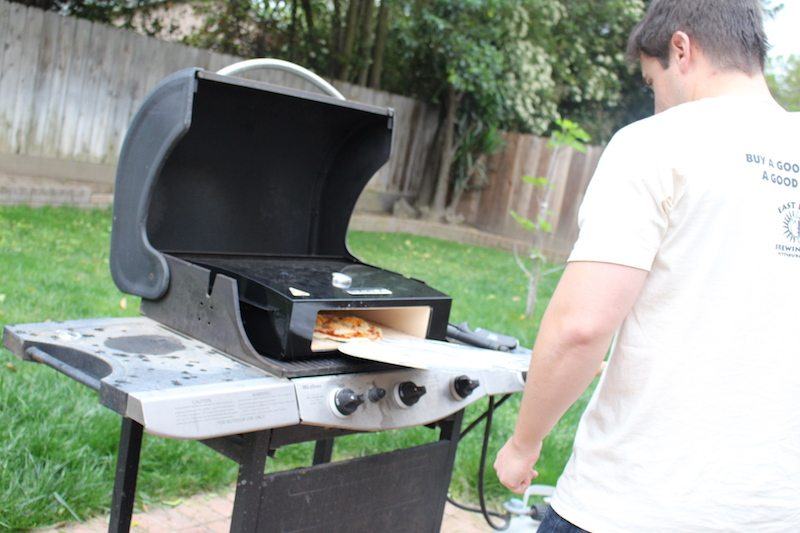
[493,1,800,531]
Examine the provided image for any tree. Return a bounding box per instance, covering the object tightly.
[183,1,389,86]
[545,0,647,141]
[511,119,590,316]
[368,0,390,88]
[379,0,644,219]
[185,1,294,58]
[8,0,181,31]
[382,1,563,220]
[767,55,800,111]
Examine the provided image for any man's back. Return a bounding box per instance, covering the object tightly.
[551,95,800,532]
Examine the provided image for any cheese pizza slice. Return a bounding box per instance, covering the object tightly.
[313,313,383,343]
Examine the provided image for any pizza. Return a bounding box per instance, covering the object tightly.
[313,313,383,343]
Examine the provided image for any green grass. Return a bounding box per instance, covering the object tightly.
[0,207,596,529]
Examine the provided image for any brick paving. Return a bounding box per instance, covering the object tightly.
[38,488,491,532]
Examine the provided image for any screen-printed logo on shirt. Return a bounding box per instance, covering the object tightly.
[784,210,800,243]
[776,202,800,259]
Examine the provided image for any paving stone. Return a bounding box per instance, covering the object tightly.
[201,518,231,533]
[35,489,491,532]
[204,494,234,517]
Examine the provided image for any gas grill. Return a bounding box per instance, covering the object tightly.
[3,61,529,533]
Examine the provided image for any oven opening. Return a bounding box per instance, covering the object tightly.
[311,306,432,352]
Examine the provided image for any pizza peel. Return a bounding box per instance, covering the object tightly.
[337,337,531,373]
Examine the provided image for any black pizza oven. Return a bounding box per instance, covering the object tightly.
[110,68,451,377]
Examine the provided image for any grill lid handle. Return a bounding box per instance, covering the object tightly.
[217,58,346,101]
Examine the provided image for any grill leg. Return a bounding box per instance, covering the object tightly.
[230,430,272,533]
[430,410,464,531]
[312,438,334,465]
[108,418,144,533]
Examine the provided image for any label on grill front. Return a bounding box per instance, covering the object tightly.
[345,288,392,295]
[128,378,299,439]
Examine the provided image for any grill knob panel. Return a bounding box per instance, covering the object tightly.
[452,375,480,399]
[395,381,427,407]
[368,387,387,402]
[332,388,365,416]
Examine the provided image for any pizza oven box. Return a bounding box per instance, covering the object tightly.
[109,68,451,370]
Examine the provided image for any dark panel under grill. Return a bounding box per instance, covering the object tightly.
[257,441,454,532]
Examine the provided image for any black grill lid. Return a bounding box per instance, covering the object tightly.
[110,68,394,300]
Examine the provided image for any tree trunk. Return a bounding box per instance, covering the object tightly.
[369,0,390,88]
[521,145,559,316]
[329,0,343,76]
[525,259,542,317]
[414,116,444,209]
[223,1,247,56]
[356,0,375,86]
[301,0,314,34]
[300,0,315,55]
[446,179,466,216]
[428,85,459,220]
[288,0,298,61]
[339,0,361,81]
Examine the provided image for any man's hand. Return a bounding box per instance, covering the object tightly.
[494,437,543,494]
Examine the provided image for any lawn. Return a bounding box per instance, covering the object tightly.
[0,206,597,529]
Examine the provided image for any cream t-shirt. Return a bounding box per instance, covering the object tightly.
[550,95,800,532]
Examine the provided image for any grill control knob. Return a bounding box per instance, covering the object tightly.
[332,388,365,416]
[368,387,387,402]
[395,381,427,408]
[452,375,480,399]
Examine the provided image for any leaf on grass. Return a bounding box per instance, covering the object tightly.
[5,362,16,372]
[53,492,81,521]
[119,297,127,310]
[0,293,5,304]
[163,498,183,507]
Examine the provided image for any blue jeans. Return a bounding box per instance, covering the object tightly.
[537,505,590,533]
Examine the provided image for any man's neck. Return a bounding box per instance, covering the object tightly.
[690,69,774,102]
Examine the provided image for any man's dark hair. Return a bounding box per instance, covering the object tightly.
[626,0,768,73]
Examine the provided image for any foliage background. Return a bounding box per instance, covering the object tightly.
[767,55,800,111]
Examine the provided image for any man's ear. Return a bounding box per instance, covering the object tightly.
[669,31,693,73]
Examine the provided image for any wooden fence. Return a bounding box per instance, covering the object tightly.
[0,0,439,209]
[0,0,604,259]
[456,133,604,261]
